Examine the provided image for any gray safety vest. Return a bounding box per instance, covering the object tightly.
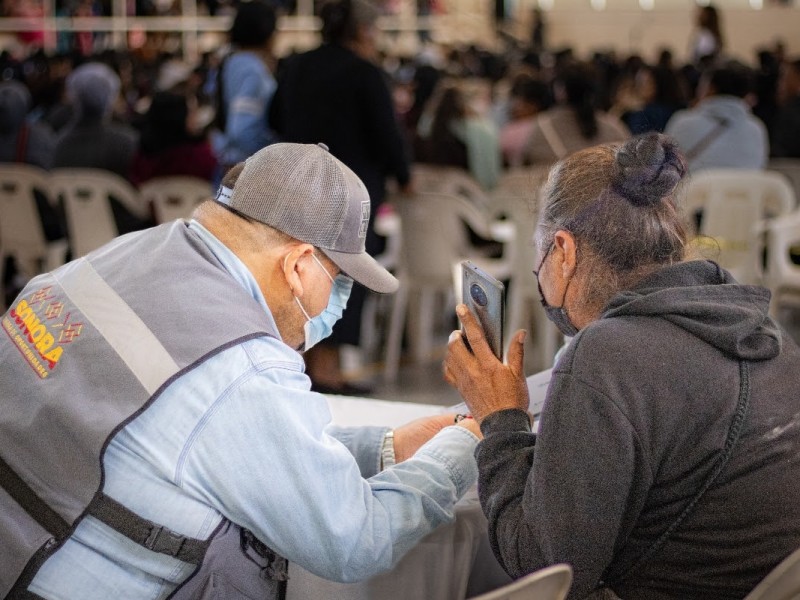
[0,221,288,599]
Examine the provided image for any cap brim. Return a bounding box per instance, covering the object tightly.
[322,249,399,294]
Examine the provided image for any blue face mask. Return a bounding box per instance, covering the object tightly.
[293,254,353,351]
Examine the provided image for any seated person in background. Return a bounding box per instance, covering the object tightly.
[0,80,56,170]
[613,65,687,135]
[414,81,501,189]
[771,58,800,158]
[499,74,552,168]
[665,62,768,171]
[0,80,64,302]
[53,62,139,180]
[444,133,800,599]
[1,143,481,599]
[524,63,629,166]
[53,61,151,234]
[129,90,218,186]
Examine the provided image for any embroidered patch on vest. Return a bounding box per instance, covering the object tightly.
[2,286,83,378]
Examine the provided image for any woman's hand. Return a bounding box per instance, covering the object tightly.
[443,304,530,423]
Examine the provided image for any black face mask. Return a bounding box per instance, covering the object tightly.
[533,243,579,338]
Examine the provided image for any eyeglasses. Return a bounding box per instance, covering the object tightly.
[532,244,554,280]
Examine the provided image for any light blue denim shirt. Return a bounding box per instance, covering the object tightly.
[30,221,479,599]
[211,51,278,167]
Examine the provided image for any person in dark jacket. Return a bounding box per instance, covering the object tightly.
[771,58,800,158]
[270,0,412,394]
[443,132,800,599]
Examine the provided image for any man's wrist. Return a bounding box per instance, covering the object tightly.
[380,429,396,470]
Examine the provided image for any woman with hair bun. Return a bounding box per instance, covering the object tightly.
[444,133,800,599]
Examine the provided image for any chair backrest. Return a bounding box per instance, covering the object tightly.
[468,564,573,600]
[683,169,796,285]
[412,163,492,210]
[392,190,495,287]
[50,168,145,258]
[764,211,800,310]
[743,546,800,600]
[683,169,796,228]
[768,158,800,209]
[139,176,214,224]
[0,163,55,279]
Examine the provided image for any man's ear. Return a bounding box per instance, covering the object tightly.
[553,230,578,279]
[282,243,315,298]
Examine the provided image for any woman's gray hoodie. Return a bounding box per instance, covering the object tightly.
[476,260,800,599]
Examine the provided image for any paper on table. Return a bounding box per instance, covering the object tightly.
[446,368,552,418]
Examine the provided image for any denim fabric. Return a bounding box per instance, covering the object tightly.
[211,51,277,167]
[30,221,478,599]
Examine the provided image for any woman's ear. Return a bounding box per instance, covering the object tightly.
[553,230,578,279]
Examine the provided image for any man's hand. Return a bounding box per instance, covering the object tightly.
[392,413,482,463]
[443,304,529,423]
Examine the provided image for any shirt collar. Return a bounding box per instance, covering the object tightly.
[187,219,281,339]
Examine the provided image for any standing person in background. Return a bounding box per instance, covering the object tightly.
[211,0,278,177]
[271,0,412,395]
[690,4,724,66]
[771,58,800,158]
[666,62,768,171]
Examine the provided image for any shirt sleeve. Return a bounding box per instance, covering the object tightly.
[326,424,388,479]
[176,361,478,583]
[476,373,653,598]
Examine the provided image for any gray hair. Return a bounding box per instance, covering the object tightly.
[536,133,689,301]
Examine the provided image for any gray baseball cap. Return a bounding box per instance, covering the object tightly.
[217,142,398,294]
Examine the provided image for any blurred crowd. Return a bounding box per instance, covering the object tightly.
[1,0,799,389]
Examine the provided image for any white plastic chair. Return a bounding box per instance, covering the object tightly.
[764,211,800,317]
[412,163,493,210]
[50,168,148,258]
[139,175,213,224]
[0,164,68,290]
[683,169,796,285]
[488,167,562,372]
[768,158,800,209]
[743,546,800,600]
[468,563,573,600]
[383,190,513,381]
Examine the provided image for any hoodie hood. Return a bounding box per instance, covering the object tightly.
[602,260,781,361]
[0,81,31,134]
[696,95,752,123]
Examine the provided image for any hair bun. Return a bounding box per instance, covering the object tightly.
[612,133,686,207]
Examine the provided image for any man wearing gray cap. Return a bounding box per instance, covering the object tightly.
[0,143,481,599]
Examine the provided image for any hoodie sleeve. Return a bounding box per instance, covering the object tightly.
[476,371,654,598]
